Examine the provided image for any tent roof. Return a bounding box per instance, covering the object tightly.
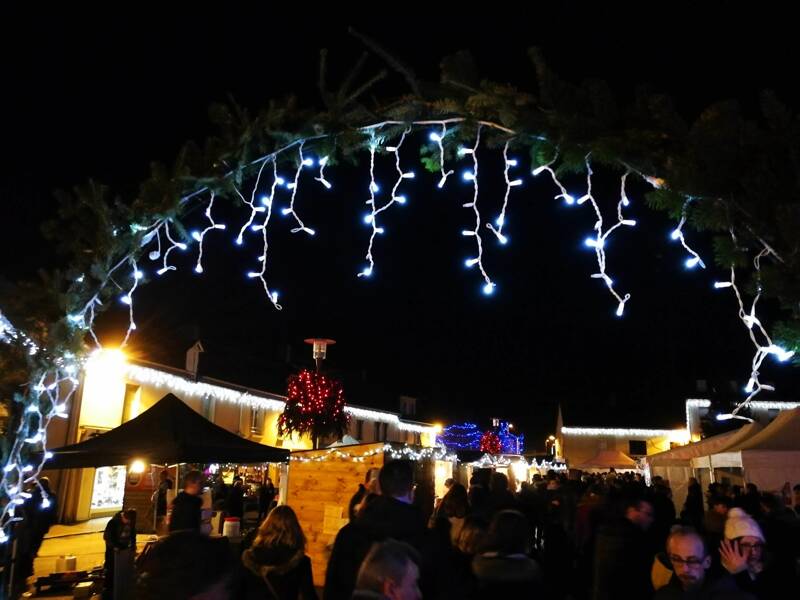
[731,407,800,452]
[46,393,288,469]
[574,449,638,470]
[646,422,762,467]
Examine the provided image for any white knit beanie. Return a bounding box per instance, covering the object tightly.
[724,507,765,542]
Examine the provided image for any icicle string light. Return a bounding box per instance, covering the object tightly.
[669,198,706,270]
[486,139,516,245]
[193,192,226,274]
[461,126,495,295]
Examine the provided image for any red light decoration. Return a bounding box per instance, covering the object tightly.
[479,430,502,454]
[278,369,349,448]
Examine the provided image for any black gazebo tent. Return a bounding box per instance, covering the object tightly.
[46,393,288,468]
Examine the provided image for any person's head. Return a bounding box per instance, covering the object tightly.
[441,483,469,519]
[710,496,731,515]
[759,492,784,515]
[183,470,204,495]
[456,516,489,555]
[233,479,243,489]
[355,540,421,600]
[666,526,710,591]
[485,510,530,555]
[379,461,414,503]
[159,470,169,482]
[136,531,233,600]
[725,508,765,570]
[253,505,305,552]
[624,497,655,531]
[745,483,758,495]
[490,472,509,494]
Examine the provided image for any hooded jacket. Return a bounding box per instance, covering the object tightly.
[234,544,318,600]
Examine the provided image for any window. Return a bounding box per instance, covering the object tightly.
[355,419,364,440]
[250,408,262,435]
[374,421,381,441]
[121,384,141,423]
[629,440,647,456]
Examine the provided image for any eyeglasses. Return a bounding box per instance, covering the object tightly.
[669,555,705,567]
[739,542,765,552]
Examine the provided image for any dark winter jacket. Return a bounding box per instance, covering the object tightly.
[653,573,756,599]
[234,544,318,600]
[471,552,542,596]
[592,517,654,600]
[324,495,426,600]
[169,491,202,532]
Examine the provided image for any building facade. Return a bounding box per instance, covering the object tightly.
[45,348,438,523]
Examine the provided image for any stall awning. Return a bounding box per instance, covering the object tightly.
[46,393,289,469]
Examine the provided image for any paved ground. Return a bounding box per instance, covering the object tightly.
[23,518,154,599]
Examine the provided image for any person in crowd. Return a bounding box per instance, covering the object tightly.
[233,505,317,600]
[703,496,730,548]
[226,477,245,520]
[324,460,426,600]
[136,530,233,600]
[258,476,276,521]
[153,469,174,533]
[169,470,204,533]
[654,525,753,599]
[471,509,542,595]
[103,508,137,600]
[592,496,655,599]
[681,478,704,530]
[351,540,422,600]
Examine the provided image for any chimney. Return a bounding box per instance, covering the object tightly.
[186,341,205,380]
[696,379,708,393]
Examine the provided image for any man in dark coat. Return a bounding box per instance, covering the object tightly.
[592,496,656,600]
[169,470,204,532]
[324,460,426,600]
[103,508,137,599]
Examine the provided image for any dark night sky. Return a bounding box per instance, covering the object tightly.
[2,7,799,448]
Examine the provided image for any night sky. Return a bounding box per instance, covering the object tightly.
[3,8,799,449]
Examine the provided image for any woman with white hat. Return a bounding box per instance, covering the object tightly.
[720,507,786,598]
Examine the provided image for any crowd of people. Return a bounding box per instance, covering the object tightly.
[123,463,800,599]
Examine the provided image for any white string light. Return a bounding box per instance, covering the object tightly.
[460,126,495,295]
[120,259,140,346]
[314,155,332,189]
[156,220,188,276]
[669,198,706,270]
[234,158,270,246]
[282,142,315,236]
[358,127,413,278]
[429,123,454,188]
[486,139,518,245]
[289,443,455,463]
[192,192,226,274]
[247,160,282,308]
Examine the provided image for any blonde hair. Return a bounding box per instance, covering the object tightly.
[253,505,306,552]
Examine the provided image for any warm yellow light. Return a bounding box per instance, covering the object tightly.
[548,435,556,441]
[129,460,146,474]
[86,348,127,374]
[508,423,514,429]
[668,429,691,445]
[432,423,443,433]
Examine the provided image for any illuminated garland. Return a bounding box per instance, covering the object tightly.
[479,430,502,454]
[289,443,456,463]
[1,113,796,542]
[278,369,348,445]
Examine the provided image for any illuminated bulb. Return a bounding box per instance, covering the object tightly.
[462,230,476,237]
[281,208,293,216]
[319,179,332,189]
[496,233,508,245]
[194,265,203,274]
[44,452,53,460]
[685,256,701,269]
[745,377,756,393]
[401,172,415,179]
[394,195,407,204]
[437,175,447,188]
[191,231,202,241]
[621,220,637,227]
[462,171,475,181]
[21,465,33,473]
[25,432,42,444]
[261,195,271,206]
[275,176,286,186]
[68,314,83,323]
[247,272,260,279]
[506,159,518,167]
[508,179,523,187]
[359,266,373,277]
[385,146,397,152]
[41,497,51,509]
[465,258,480,267]
[363,214,374,224]
[270,291,279,304]
[319,156,329,166]
[670,229,682,240]
[562,194,575,205]
[250,224,264,232]
[176,243,187,250]
[4,463,16,473]
[119,295,132,305]
[429,132,442,142]
[767,345,795,362]
[616,301,626,317]
[622,196,630,207]
[482,282,495,296]
[532,165,547,176]
[714,281,732,289]
[134,270,144,280]
[156,267,170,275]
[301,158,314,167]
[304,228,316,236]
[584,237,604,249]
[577,195,590,205]
[235,236,243,246]
[286,183,296,190]
[457,147,473,156]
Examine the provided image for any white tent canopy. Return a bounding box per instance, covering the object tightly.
[645,422,762,511]
[692,407,800,492]
[575,449,638,471]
